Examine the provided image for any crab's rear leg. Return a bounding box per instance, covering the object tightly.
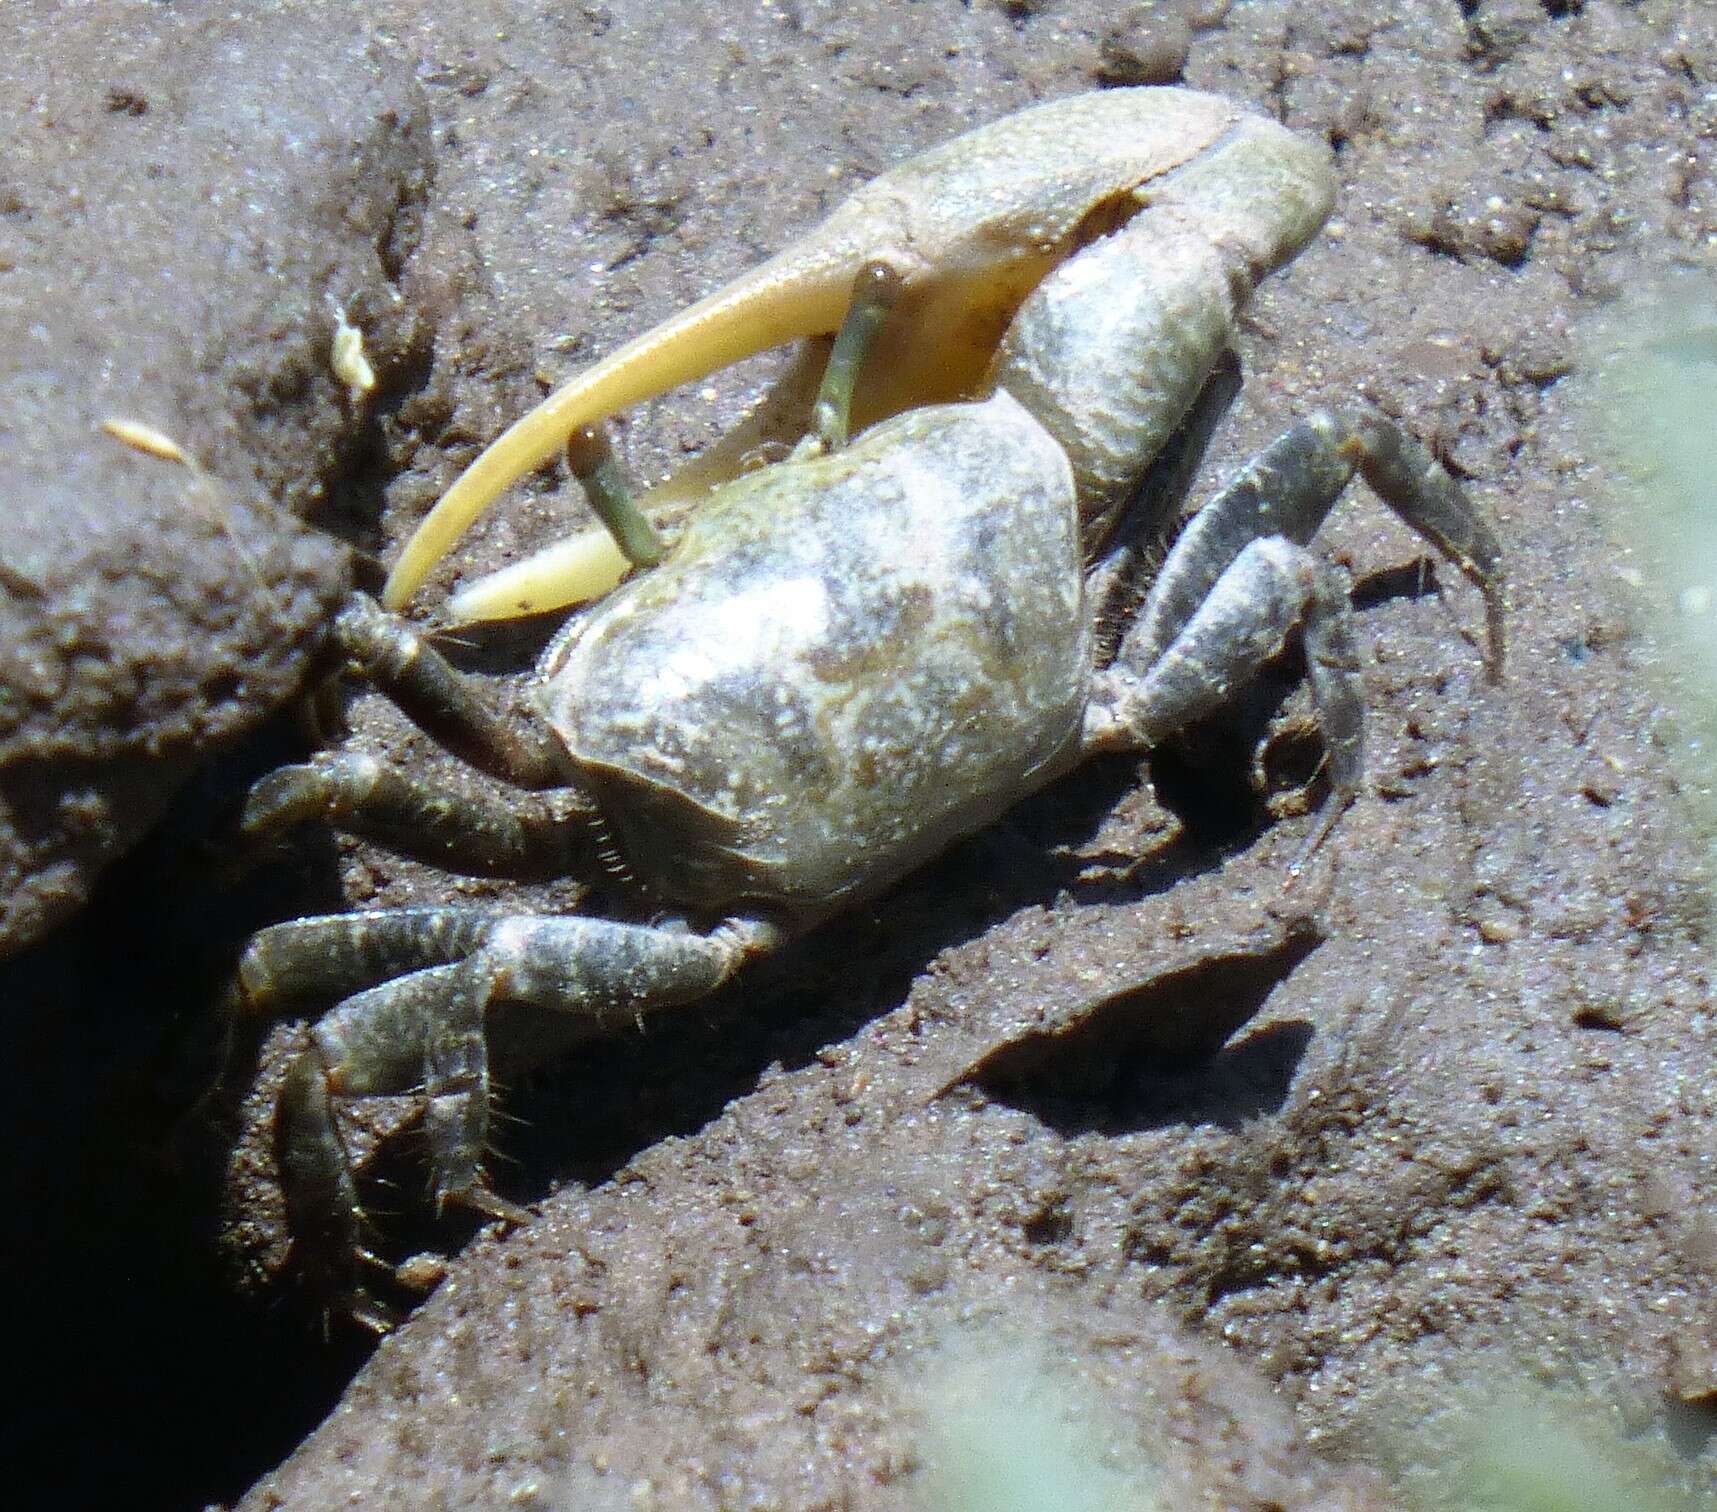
[1129,411,1505,682]
[247,911,774,1325]
[1085,411,1503,836]
[240,908,507,1328]
[408,915,771,1203]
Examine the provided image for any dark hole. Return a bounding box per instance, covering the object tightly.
[1143,659,1303,847]
[1021,1206,1073,1245]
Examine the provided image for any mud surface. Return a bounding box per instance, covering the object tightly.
[4,1,1716,1508]
[0,2,440,952]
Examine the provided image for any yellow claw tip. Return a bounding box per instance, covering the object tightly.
[379,555,418,611]
[384,262,852,609]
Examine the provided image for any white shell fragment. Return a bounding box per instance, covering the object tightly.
[331,310,376,403]
[101,416,189,463]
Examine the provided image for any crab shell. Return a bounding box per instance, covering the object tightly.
[383,86,1335,615]
[533,391,1082,924]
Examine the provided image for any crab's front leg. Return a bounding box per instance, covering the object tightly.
[241,910,778,1326]
[242,594,614,879]
[315,593,569,788]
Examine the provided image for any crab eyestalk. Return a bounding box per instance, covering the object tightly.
[810,259,905,454]
[568,425,665,569]
[446,428,665,623]
[382,87,1323,612]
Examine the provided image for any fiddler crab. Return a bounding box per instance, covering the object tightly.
[235,87,1504,1328]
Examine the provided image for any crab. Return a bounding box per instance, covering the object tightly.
[236,87,1504,1327]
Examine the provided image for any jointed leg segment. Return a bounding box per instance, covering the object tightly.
[1085,406,1503,818]
[328,594,569,789]
[242,751,595,879]
[1095,536,1364,790]
[244,908,775,1327]
[1126,410,1503,682]
[240,906,503,1008]
[244,594,614,878]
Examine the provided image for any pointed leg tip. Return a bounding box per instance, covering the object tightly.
[349,1299,400,1337]
[1483,585,1507,684]
[442,1184,535,1229]
[1285,790,1356,883]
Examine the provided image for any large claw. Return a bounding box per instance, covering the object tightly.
[385,86,1333,614]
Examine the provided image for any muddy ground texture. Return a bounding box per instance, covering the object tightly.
[0,4,439,954]
[2,0,1715,1508]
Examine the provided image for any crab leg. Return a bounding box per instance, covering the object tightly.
[329,594,568,787]
[1346,415,1507,681]
[272,915,776,1325]
[1128,410,1505,681]
[412,916,767,1199]
[273,958,514,1330]
[243,752,596,878]
[1089,536,1364,796]
[238,906,502,1010]
[382,88,1327,610]
[1085,407,1504,804]
[1087,348,1242,625]
[275,1050,385,1328]
[245,593,625,874]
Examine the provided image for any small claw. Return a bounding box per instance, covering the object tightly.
[447,525,631,623]
[382,88,1303,611]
